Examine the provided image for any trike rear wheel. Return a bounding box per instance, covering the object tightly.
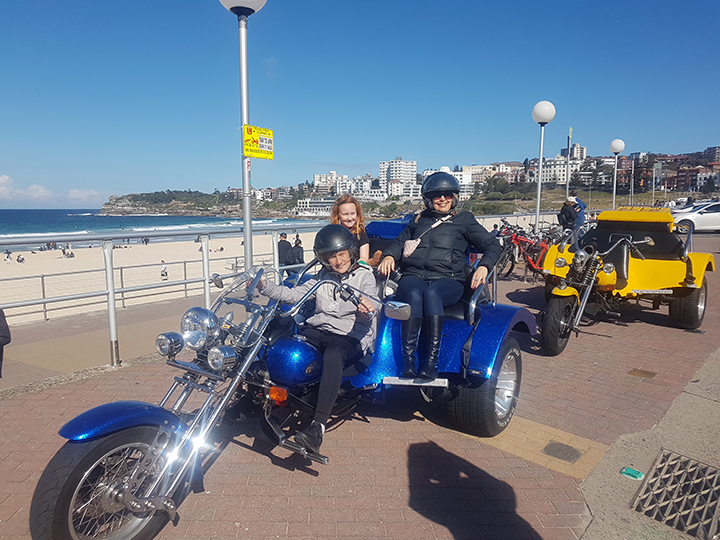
[446,337,521,437]
[669,279,707,329]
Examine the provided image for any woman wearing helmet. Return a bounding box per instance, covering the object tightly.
[378,171,501,381]
[257,224,377,453]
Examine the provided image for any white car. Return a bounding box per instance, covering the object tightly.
[673,201,720,231]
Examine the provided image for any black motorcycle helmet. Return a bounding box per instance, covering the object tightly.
[313,224,359,271]
[421,171,460,211]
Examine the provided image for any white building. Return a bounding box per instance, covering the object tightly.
[295,197,336,216]
[538,157,583,184]
[560,143,587,160]
[380,157,417,193]
[313,171,348,195]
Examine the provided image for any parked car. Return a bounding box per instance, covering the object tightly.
[672,201,720,231]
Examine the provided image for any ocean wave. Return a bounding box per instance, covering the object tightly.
[66,213,96,217]
[0,231,92,239]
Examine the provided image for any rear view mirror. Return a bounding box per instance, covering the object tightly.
[211,273,224,289]
[384,301,411,321]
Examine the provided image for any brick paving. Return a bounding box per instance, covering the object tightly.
[0,235,718,539]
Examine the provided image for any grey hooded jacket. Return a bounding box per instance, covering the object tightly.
[260,264,377,353]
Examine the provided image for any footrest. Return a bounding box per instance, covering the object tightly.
[382,376,449,388]
[279,438,329,465]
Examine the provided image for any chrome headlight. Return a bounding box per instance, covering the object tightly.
[572,249,590,270]
[156,332,184,357]
[207,346,237,371]
[602,262,615,275]
[181,307,220,351]
[554,258,568,268]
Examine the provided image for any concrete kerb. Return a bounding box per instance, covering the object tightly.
[581,346,720,540]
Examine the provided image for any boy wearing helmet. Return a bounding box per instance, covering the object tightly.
[379,172,501,381]
[257,224,377,453]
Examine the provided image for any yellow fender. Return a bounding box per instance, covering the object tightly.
[550,286,579,300]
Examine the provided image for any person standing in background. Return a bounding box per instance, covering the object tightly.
[160,260,168,281]
[0,309,11,377]
[285,238,305,278]
[570,190,588,234]
[277,232,292,277]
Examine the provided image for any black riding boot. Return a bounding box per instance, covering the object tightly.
[418,315,444,381]
[400,317,422,379]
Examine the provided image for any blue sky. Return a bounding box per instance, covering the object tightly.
[1,0,718,209]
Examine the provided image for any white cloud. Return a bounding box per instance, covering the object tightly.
[0,175,54,200]
[68,189,100,201]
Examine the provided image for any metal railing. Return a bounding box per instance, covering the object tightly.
[0,223,325,367]
[0,210,566,368]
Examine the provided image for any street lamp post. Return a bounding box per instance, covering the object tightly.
[565,127,572,200]
[220,0,267,271]
[610,138,625,210]
[532,101,556,231]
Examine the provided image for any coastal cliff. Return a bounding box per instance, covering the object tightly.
[100,195,291,219]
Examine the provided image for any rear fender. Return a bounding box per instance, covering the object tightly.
[59,400,186,441]
[441,304,536,378]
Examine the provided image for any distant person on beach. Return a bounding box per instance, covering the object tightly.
[4,251,11,263]
[330,194,371,263]
[285,238,305,277]
[0,309,10,378]
[160,260,168,281]
[16,254,25,263]
[277,232,292,277]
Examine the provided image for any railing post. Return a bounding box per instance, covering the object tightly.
[41,274,48,321]
[200,234,211,308]
[119,267,126,308]
[102,240,120,367]
[183,261,188,298]
[271,230,280,284]
[492,267,498,304]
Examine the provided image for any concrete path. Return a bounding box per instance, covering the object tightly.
[1,235,719,539]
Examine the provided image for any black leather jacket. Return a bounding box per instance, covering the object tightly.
[382,210,501,281]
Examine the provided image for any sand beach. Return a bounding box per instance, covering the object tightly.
[0,232,316,326]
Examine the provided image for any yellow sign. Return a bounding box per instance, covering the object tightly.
[243,125,274,160]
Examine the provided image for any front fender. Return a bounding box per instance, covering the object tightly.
[59,401,186,441]
[464,304,537,378]
[551,286,580,300]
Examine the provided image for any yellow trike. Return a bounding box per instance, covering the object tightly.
[541,207,715,355]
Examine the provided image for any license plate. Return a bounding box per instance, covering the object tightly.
[632,289,673,294]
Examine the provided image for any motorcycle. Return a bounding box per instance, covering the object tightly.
[30,221,537,540]
[541,207,715,356]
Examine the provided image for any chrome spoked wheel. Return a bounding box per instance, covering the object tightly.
[495,347,519,421]
[69,442,155,540]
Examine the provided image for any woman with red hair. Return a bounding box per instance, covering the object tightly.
[330,194,370,263]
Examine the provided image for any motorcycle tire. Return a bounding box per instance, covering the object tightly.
[669,279,707,330]
[496,250,515,279]
[30,426,175,540]
[541,295,576,356]
[445,337,522,437]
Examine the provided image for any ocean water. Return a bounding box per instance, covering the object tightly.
[0,209,325,249]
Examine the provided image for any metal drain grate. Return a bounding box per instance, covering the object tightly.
[633,448,720,538]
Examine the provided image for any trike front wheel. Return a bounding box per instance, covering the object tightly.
[30,426,174,540]
[446,337,522,437]
[541,295,577,356]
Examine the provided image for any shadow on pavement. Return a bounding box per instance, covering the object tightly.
[408,441,540,539]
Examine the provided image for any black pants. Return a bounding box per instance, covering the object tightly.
[301,327,362,424]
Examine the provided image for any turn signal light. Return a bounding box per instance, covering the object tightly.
[269,386,288,402]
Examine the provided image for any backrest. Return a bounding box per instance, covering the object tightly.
[580,221,684,260]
